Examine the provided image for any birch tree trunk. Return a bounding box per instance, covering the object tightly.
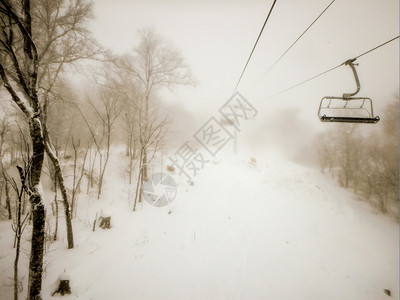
[44,140,74,249]
[27,117,46,300]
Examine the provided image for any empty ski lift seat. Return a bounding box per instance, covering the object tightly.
[318,58,380,124]
[318,96,380,124]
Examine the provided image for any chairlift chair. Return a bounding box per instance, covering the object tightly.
[318,59,380,124]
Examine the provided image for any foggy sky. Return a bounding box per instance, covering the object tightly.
[87,0,399,159]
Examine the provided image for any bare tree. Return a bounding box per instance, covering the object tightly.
[0,0,102,295]
[314,132,336,174]
[92,89,122,198]
[0,1,46,298]
[0,107,13,220]
[34,0,103,251]
[0,108,10,159]
[6,162,31,300]
[78,88,122,199]
[318,124,362,189]
[122,28,195,181]
[314,99,399,218]
[70,136,90,216]
[52,165,59,240]
[124,108,139,185]
[133,113,169,211]
[360,100,399,214]
[0,110,11,219]
[2,168,11,218]
[114,75,141,185]
[103,63,171,209]
[41,88,77,248]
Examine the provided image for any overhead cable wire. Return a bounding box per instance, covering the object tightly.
[353,35,400,60]
[265,35,400,100]
[233,0,277,93]
[248,0,335,93]
[266,63,343,99]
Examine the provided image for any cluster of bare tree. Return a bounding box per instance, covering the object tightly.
[315,100,399,219]
[0,0,193,299]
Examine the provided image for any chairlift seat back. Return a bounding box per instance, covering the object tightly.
[318,96,380,124]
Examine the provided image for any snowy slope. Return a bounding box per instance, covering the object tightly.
[0,149,398,300]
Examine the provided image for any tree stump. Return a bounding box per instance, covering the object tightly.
[99,216,111,229]
[166,165,175,174]
[52,274,71,296]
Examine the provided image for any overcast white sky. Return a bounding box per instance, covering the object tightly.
[88,0,399,157]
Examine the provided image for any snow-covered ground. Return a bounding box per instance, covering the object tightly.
[0,148,398,300]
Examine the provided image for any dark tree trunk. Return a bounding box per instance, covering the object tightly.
[133,148,144,211]
[42,94,74,249]
[43,135,74,248]
[97,126,111,199]
[47,155,56,191]
[0,0,48,298]
[27,194,45,300]
[48,150,74,249]
[14,227,21,300]
[53,174,58,241]
[14,164,28,300]
[22,192,27,215]
[27,117,46,300]
[5,180,12,220]
[52,279,71,296]
[71,142,78,217]
[142,148,148,182]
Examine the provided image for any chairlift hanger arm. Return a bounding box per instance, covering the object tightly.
[343,58,360,98]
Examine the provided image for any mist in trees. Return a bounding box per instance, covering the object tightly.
[0,0,102,298]
[0,0,396,299]
[314,99,399,218]
[118,28,195,206]
[0,0,195,298]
